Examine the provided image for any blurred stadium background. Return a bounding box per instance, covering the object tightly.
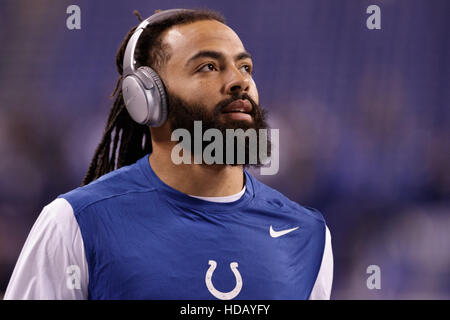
[0,0,448,299]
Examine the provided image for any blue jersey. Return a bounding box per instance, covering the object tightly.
[59,154,326,300]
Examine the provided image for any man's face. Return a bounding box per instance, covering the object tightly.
[158,19,260,127]
[154,19,270,166]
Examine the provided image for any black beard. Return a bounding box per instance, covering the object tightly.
[167,92,271,167]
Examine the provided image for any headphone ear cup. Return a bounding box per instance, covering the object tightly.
[121,66,168,127]
[138,66,168,126]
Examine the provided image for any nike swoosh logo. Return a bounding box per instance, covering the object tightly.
[269,225,299,238]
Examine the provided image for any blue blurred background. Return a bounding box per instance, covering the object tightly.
[0,0,449,299]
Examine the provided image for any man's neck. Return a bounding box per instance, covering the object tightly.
[148,142,245,197]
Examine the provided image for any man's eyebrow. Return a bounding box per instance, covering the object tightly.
[186,50,253,66]
[235,51,252,62]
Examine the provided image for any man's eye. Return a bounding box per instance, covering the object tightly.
[241,65,252,74]
[199,63,216,72]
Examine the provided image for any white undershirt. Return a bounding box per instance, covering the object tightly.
[188,186,247,202]
[4,189,333,300]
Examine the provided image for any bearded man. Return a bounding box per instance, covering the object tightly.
[5,8,333,300]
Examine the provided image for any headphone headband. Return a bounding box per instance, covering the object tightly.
[121,8,195,127]
[122,9,194,76]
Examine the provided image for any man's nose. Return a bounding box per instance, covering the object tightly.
[224,67,250,95]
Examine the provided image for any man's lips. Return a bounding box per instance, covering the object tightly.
[221,99,253,114]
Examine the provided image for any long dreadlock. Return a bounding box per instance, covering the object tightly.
[82,9,225,186]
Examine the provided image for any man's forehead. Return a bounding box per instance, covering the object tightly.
[162,20,246,59]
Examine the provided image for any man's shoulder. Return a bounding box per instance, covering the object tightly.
[58,160,156,215]
[249,173,326,226]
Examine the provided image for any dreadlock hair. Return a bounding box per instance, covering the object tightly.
[82,8,226,186]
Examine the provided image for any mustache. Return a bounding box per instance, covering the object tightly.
[213,93,259,117]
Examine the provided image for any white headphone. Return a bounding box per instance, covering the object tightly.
[121,9,193,127]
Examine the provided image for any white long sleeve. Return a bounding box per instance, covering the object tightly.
[309,225,333,299]
[4,198,88,300]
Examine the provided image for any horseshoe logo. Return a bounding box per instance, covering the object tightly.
[205,260,243,300]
